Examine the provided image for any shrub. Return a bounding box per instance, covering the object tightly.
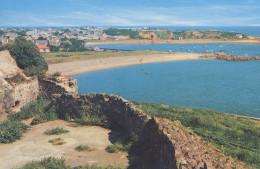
[52,72,61,77]
[48,138,66,145]
[19,157,125,169]
[8,37,48,79]
[74,114,110,128]
[20,157,68,169]
[5,73,25,83]
[75,145,93,152]
[44,127,69,135]
[105,143,131,153]
[0,121,28,143]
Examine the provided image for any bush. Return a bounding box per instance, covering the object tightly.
[0,97,57,143]
[20,157,68,169]
[75,145,93,152]
[0,121,28,143]
[20,157,125,169]
[48,138,66,145]
[74,114,110,128]
[8,37,48,79]
[105,143,131,153]
[44,127,69,135]
[4,73,25,83]
[56,54,69,57]
[52,72,61,77]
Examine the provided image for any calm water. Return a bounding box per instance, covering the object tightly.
[72,60,260,118]
[87,43,260,57]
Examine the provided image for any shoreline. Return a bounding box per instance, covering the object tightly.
[85,38,260,46]
[47,52,205,76]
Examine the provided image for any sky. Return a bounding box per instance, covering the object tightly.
[1,0,260,27]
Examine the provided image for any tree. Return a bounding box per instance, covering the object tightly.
[0,30,5,36]
[9,37,48,79]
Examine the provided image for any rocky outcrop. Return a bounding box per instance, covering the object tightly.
[39,76,78,99]
[201,52,260,61]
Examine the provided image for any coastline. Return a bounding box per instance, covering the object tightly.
[85,38,260,46]
[47,52,205,76]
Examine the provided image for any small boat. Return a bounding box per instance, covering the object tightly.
[204,45,208,48]
[219,45,223,48]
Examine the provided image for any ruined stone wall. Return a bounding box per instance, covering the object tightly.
[0,75,15,122]
[42,77,247,169]
[50,92,247,169]
[39,76,78,100]
[52,93,150,138]
[12,77,39,111]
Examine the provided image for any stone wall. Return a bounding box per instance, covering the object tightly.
[48,91,247,169]
[52,93,150,138]
[0,74,15,122]
[12,77,39,111]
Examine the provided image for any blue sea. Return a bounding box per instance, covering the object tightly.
[80,40,260,118]
[87,43,260,57]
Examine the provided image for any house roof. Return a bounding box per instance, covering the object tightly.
[37,45,49,49]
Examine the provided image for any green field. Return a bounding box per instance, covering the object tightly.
[134,102,260,169]
[43,50,167,64]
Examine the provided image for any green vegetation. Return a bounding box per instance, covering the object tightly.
[5,73,25,83]
[43,50,167,64]
[19,157,125,169]
[48,138,66,145]
[0,97,57,143]
[0,120,27,143]
[74,114,110,128]
[104,28,140,39]
[135,102,260,169]
[60,39,86,52]
[106,143,131,153]
[75,145,93,152]
[44,127,69,135]
[8,37,48,79]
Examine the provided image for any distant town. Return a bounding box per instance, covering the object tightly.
[0,26,247,53]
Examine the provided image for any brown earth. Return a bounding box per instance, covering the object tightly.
[0,120,128,169]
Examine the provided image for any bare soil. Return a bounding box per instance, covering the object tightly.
[0,120,128,169]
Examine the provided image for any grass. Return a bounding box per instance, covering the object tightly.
[43,50,168,64]
[75,145,93,152]
[134,102,260,169]
[44,127,69,135]
[48,138,66,145]
[0,97,57,143]
[19,157,125,169]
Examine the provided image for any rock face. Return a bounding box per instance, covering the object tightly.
[44,89,248,169]
[201,52,260,61]
[0,50,39,121]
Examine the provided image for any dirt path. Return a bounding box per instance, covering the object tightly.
[0,120,128,169]
[48,52,204,76]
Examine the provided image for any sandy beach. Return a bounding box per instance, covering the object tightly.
[48,53,204,76]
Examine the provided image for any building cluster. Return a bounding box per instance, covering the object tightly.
[0,26,108,52]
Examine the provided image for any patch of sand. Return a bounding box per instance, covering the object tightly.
[0,120,128,169]
[48,52,204,76]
